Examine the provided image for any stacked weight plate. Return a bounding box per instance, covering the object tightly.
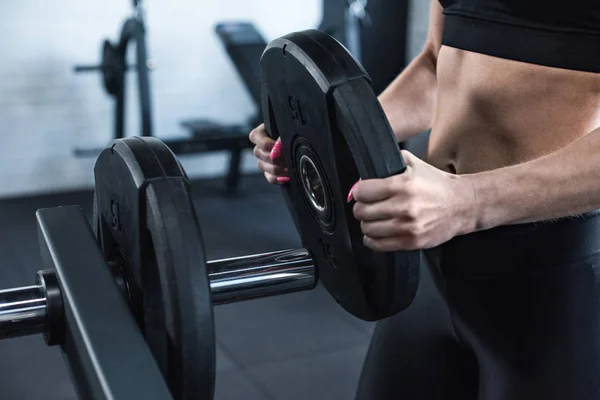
[93,137,216,400]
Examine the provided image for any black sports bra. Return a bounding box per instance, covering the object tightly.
[439,0,600,73]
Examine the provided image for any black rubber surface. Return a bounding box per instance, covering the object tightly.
[261,30,420,321]
[94,137,215,399]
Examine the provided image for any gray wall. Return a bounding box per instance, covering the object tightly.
[0,0,429,198]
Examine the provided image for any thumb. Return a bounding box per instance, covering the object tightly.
[400,149,419,167]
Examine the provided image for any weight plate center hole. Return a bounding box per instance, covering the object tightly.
[299,155,327,213]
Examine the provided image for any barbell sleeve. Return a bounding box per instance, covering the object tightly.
[0,285,46,340]
[0,249,317,340]
[208,248,316,305]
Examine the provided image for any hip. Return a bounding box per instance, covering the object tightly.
[425,209,600,279]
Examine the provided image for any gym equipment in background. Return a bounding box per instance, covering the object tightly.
[182,21,266,134]
[195,0,412,131]
[73,0,253,193]
[72,0,411,193]
[319,0,409,96]
[319,0,428,157]
[178,21,269,191]
[0,28,420,400]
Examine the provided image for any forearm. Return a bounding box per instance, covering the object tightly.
[467,127,600,230]
[378,48,438,143]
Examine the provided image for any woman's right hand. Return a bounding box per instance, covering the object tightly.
[249,124,290,184]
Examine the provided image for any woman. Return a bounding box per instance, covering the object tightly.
[250,1,600,398]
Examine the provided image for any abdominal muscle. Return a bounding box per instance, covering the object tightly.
[426,46,600,174]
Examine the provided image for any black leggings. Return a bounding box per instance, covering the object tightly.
[356,211,600,400]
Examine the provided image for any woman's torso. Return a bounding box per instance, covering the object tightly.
[426,46,600,175]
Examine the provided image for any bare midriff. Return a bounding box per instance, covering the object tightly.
[426,46,600,174]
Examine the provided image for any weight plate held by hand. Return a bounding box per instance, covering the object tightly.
[260,30,420,321]
[93,137,215,399]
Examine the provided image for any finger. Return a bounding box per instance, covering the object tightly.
[253,147,287,168]
[264,172,279,184]
[363,235,420,252]
[360,219,404,238]
[248,125,264,143]
[353,201,396,222]
[270,138,283,161]
[264,172,290,185]
[346,179,360,203]
[258,160,288,176]
[400,149,419,168]
[253,146,270,162]
[253,146,276,163]
[249,126,276,150]
[352,179,395,203]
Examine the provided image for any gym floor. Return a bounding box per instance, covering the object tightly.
[0,174,374,400]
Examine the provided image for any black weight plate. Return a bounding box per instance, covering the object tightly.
[260,29,420,321]
[102,40,121,96]
[93,137,215,399]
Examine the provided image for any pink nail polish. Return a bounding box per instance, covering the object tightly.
[270,141,283,161]
[347,181,359,203]
[277,176,290,184]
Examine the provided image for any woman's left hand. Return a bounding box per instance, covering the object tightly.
[349,150,477,252]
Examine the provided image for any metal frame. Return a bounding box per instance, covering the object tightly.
[37,206,174,400]
[115,18,152,139]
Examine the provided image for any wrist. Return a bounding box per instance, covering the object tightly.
[452,174,481,235]
[462,170,516,232]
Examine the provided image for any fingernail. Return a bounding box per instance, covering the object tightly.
[347,180,359,203]
[270,141,282,161]
[277,176,290,184]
